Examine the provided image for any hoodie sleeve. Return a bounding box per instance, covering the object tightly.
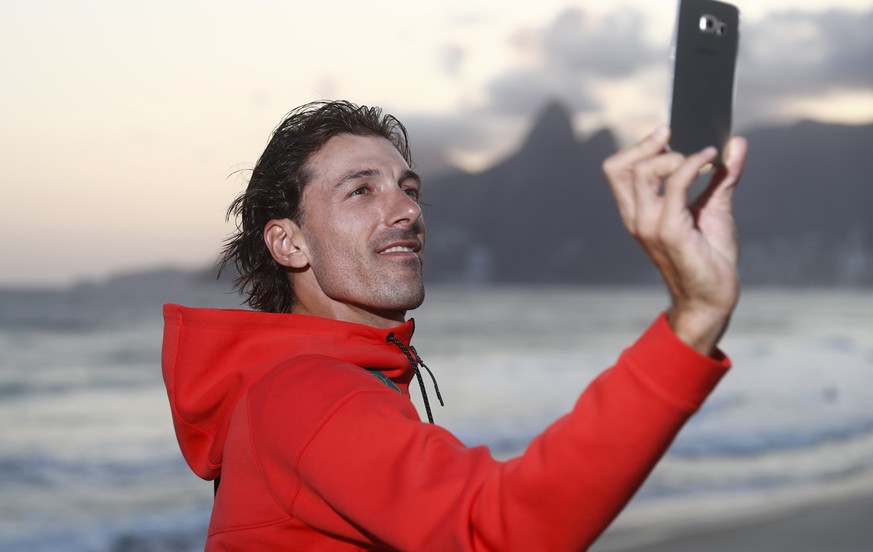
[247,314,729,551]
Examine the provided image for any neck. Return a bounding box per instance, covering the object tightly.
[291,301,407,329]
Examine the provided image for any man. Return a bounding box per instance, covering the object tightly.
[162,100,747,550]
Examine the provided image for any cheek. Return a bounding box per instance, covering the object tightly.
[301,205,376,273]
[303,207,357,253]
[306,223,368,278]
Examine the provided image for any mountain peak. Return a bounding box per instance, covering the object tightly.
[522,101,576,151]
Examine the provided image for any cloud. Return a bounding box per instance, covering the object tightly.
[410,5,873,173]
[506,8,660,77]
[439,44,466,77]
[738,8,873,120]
[482,5,873,141]
[395,110,496,175]
[485,7,659,117]
[401,7,665,170]
[486,67,598,116]
[542,8,660,78]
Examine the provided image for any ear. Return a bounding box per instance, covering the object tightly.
[264,218,310,269]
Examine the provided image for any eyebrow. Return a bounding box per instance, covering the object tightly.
[334,168,422,188]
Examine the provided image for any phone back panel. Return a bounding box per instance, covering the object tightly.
[669,0,739,162]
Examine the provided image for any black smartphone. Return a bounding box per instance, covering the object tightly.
[668,0,740,163]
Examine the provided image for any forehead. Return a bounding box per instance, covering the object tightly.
[306,134,409,185]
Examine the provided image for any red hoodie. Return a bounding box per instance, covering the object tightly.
[162,304,729,551]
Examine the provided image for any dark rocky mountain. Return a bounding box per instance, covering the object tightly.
[422,102,873,286]
[736,120,873,285]
[57,104,873,294]
[422,102,656,284]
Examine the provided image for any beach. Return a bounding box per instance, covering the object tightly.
[593,473,873,551]
[2,285,871,550]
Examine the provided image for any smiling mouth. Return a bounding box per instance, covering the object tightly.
[380,246,416,254]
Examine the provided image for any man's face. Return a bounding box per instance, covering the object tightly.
[293,133,425,326]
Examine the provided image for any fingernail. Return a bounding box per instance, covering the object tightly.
[651,126,669,140]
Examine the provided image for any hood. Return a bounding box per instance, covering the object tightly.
[161,303,416,480]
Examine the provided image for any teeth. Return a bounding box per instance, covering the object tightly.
[382,246,414,254]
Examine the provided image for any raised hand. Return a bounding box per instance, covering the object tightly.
[602,126,748,355]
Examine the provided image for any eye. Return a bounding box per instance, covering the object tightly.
[403,186,421,203]
[349,185,369,197]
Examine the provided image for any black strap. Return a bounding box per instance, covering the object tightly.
[385,334,443,424]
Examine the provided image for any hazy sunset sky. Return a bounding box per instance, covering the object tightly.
[2,0,872,286]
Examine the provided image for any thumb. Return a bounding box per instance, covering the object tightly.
[694,136,748,209]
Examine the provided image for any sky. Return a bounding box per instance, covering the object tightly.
[2,0,872,287]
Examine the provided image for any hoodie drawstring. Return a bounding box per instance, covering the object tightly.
[386,334,444,424]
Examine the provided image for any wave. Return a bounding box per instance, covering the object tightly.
[1,507,209,552]
[671,418,873,458]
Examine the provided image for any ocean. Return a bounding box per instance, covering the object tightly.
[1,283,872,551]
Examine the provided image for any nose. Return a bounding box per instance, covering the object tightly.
[386,186,423,229]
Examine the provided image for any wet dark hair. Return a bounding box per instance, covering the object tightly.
[219,100,413,313]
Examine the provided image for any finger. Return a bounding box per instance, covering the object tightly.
[602,126,671,182]
[632,151,687,234]
[722,136,748,184]
[663,146,718,216]
[632,151,687,201]
[602,126,673,231]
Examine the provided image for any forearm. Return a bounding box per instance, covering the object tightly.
[471,313,730,549]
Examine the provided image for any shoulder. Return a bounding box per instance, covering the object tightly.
[256,353,384,391]
[244,354,416,451]
[250,353,397,409]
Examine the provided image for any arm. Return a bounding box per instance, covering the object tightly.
[251,322,728,551]
[602,127,748,354]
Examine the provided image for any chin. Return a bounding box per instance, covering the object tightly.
[396,289,426,311]
[405,291,426,311]
[378,285,425,313]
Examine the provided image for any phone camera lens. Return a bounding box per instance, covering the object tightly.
[699,15,728,36]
